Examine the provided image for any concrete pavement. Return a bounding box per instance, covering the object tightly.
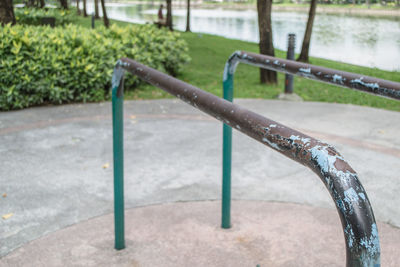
[0,99,399,265]
[2,201,400,267]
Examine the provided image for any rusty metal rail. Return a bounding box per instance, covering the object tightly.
[224,50,400,100]
[111,58,381,266]
[221,50,400,232]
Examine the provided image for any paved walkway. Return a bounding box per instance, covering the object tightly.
[0,99,399,265]
[2,201,400,267]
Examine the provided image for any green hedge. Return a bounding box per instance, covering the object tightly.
[15,7,76,26]
[0,24,190,110]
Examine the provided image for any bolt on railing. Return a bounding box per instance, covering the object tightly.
[112,58,382,266]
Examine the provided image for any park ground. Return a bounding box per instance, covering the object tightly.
[1,99,400,265]
[1,6,400,265]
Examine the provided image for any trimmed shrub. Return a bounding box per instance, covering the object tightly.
[15,7,76,26]
[0,24,190,110]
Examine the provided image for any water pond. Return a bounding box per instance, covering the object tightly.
[87,2,400,71]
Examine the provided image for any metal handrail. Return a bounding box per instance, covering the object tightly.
[221,51,396,266]
[224,51,400,100]
[111,58,380,266]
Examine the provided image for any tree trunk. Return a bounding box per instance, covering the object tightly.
[0,0,15,25]
[59,0,68,9]
[257,0,277,84]
[185,0,190,32]
[83,0,88,17]
[94,0,100,19]
[76,0,81,15]
[166,0,173,31]
[26,0,35,7]
[298,0,317,62]
[100,0,109,28]
[39,0,45,8]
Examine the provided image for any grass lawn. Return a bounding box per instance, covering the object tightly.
[76,16,400,111]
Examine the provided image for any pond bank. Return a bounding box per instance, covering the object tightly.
[274,5,400,17]
[112,0,400,18]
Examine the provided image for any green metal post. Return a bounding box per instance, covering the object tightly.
[222,71,234,229]
[112,70,125,250]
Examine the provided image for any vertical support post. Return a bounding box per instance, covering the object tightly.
[284,33,296,94]
[91,14,95,29]
[112,72,125,250]
[222,71,233,229]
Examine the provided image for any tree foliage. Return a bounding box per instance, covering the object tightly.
[15,7,75,26]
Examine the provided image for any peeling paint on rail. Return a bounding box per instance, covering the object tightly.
[223,51,400,100]
[112,58,381,267]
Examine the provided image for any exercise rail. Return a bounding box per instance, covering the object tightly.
[224,51,400,100]
[111,58,381,267]
[221,50,400,231]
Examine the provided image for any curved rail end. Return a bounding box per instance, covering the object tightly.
[305,140,381,266]
[112,60,128,98]
[223,50,242,82]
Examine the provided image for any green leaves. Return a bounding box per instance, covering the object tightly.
[14,7,76,26]
[11,41,22,55]
[0,23,190,111]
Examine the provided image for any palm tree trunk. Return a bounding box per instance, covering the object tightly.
[257,0,277,84]
[59,0,68,9]
[83,0,88,17]
[94,0,100,19]
[0,0,16,25]
[76,0,81,15]
[27,0,35,7]
[100,0,109,28]
[166,0,173,31]
[185,0,191,32]
[297,0,317,62]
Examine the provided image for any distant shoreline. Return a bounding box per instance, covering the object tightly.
[274,5,400,17]
[110,0,400,18]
